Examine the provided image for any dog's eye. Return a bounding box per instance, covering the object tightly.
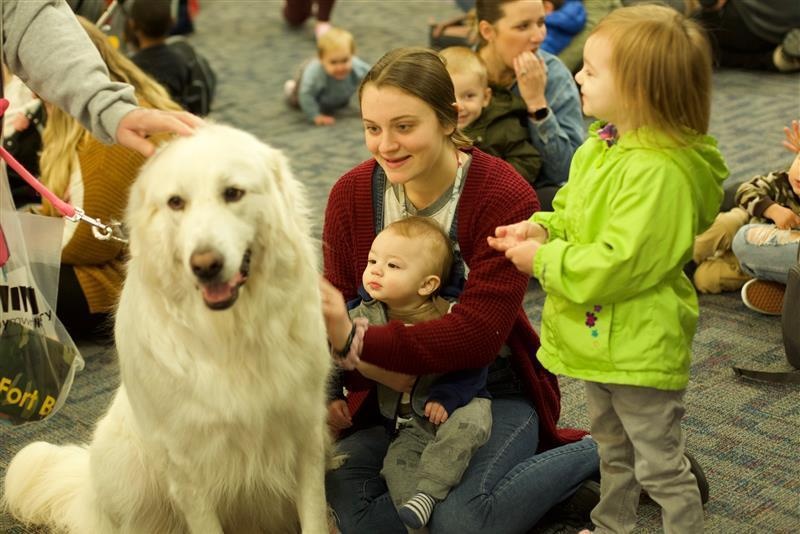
[167,195,185,211]
[223,187,245,203]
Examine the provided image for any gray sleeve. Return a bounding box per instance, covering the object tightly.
[2,0,138,143]
[297,61,324,122]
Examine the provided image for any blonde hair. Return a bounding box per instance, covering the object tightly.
[359,47,472,149]
[383,217,454,284]
[592,4,712,140]
[40,16,181,206]
[317,27,355,57]
[440,46,489,88]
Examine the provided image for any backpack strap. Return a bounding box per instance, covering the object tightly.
[732,366,800,384]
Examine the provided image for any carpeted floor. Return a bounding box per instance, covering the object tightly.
[2,1,800,532]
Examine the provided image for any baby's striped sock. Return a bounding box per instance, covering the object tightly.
[398,492,437,529]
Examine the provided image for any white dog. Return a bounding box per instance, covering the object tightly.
[4,124,332,533]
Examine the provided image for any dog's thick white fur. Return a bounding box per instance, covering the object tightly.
[4,124,332,533]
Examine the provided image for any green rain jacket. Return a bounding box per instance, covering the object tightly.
[531,122,728,390]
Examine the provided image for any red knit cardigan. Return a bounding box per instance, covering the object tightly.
[323,148,583,450]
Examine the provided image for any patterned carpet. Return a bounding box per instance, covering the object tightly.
[2,1,799,532]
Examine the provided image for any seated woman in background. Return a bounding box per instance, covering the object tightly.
[37,16,181,339]
[475,0,585,211]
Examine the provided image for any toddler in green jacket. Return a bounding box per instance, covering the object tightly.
[489,5,728,534]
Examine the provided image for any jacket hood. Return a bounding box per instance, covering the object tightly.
[589,121,728,232]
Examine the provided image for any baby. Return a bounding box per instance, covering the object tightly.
[284,27,370,126]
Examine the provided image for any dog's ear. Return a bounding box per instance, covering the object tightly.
[263,145,310,225]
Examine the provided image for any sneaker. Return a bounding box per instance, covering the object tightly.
[685,451,710,505]
[773,45,800,72]
[283,79,296,99]
[560,479,601,519]
[782,28,800,58]
[741,279,785,315]
[315,21,332,40]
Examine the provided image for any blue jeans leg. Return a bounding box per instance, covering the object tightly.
[732,223,800,283]
[429,397,600,534]
[325,426,406,534]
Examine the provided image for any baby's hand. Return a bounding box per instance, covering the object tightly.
[314,114,335,126]
[425,401,449,425]
[783,120,800,153]
[767,204,800,230]
[328,399,353,431]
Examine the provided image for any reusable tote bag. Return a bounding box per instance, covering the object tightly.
[0,164,84,425]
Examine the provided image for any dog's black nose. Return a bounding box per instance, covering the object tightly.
[191,250,224,281]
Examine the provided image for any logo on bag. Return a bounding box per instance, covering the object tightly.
[1,284,39,315]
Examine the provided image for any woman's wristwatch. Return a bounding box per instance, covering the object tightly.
[529,106,549,121]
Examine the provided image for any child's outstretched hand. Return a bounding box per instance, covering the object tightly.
[784,120,800,153]
[425,401,449,425]
[505,240,543,275]
[487,220,548,252]
[314,114,335,126]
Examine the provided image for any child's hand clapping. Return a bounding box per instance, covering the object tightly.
[784,120,800,153]
[487,220,548,252]
[425,401,449,425]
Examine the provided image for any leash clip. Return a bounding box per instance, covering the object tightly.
[68,207,129,243]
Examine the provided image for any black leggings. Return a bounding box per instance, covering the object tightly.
[56,265,112,340]
[283,0,336,26]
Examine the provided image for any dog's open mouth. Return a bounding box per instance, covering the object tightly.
[199,250,251,310]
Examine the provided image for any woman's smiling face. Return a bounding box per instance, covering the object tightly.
[360,83,453,187]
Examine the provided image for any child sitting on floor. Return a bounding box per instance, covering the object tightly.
[284,27,370,126]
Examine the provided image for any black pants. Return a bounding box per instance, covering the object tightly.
[695,1,779,71]
[57,265,112,341]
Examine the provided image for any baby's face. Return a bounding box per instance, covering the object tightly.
[321,46,353,80]
[361,231,436,309]
[450,71,491,130]
[789,153,800,197]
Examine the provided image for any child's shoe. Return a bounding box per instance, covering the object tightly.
[773,29,800,72]
[315,21,332,40]
[397,492,436,529]
[741,279,785,315]
[283,79,299,108]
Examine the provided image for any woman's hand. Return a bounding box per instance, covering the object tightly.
[783,120,800,153]
[327,399,353,431]
[116,108,203,157]
[488,220,548,252]
[513,52,547,112]
[356,360,416,394]
[319,276,354,351]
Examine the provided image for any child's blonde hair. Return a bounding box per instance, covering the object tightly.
[592,4,712,140]
[440,46,489,88]
[40,17,180,206]
[317,27,355,57]
[383,217,454,285]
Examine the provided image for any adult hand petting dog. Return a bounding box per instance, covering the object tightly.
[116,108,204,157]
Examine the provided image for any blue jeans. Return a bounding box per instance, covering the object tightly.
[732,223,800,283]
[326,397,600,534]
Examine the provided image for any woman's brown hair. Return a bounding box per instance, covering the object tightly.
[358,47,472,148]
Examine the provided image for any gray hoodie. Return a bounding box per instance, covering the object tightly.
[1,0,137,143]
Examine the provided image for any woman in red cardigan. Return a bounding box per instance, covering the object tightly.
[320,47,599,534]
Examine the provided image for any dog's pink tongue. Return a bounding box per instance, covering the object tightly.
[201,272,245,304]
[202,283,234,304]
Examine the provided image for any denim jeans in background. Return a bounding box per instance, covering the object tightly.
[325,397,600,534]
[732,223,800,283]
